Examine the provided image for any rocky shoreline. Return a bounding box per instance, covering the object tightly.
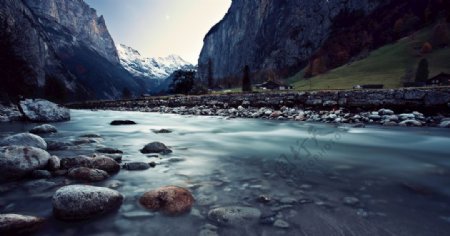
[68,88,450,128]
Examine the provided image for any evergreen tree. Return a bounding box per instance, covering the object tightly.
[415,58,429,83]
[207,59,214,89]
[169,70,195,94]
[242,65,252,92]
[122,87,132,99]
[44,75,67,103]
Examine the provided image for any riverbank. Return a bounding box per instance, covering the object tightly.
[68,88,450,128]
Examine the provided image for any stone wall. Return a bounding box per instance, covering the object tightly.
[69,87,450,114]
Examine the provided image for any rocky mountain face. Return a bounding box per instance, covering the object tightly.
[117,44,194,81]
[0,0,142,101]
[198,0,446,85]
[23,0,119,64]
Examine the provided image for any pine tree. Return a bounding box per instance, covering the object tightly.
[242,65,252,92]
[122,87,132,99]
[415,58,429,83]
[207,59,214,89]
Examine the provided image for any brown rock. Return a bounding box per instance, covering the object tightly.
[68,167,109,182]
[139,186,194,215]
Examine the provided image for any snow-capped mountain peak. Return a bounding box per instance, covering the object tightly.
[117,44,194,80]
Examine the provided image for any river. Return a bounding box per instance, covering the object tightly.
[1,109,450,235]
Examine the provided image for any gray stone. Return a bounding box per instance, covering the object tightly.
[343,196,360,206]
[48,155,61,171]
[19,99,70,122]
[208,206,261,227]
[0,146,51,181]
[399,120,422,127]
[0,133,47,150]
[273,219,290,228]
[122,162,150,170]
[29,124,57,134]
[140,142,172,154]
[0,214,45,235]
[52,185,123,220]
[439,120,450,128]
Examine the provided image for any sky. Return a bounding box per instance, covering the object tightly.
[84,0,231,64]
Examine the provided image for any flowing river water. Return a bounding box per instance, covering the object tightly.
[1,110,450,236]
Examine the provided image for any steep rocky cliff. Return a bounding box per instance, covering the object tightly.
[198,0,445,86]
[198,0,385,84]
[23,0,119,64]
[0,0,141,101]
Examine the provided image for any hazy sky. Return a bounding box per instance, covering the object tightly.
[85,0,231,64]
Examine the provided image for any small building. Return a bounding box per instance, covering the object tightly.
[256,81,293,90]
[427,73,450,86]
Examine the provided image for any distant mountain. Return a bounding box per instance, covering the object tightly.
[0,0,145,101]
[117,44,195,81]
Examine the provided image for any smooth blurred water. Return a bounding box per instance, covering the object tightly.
[1,110,450,236]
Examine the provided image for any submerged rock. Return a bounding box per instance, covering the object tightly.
[152,129,172,134]
[68,167,109,182]
[52,185,123,220]
[0,133,47,150]
[31,170,52,179]
[29,124,58,134]
[110,120,136,125]
[46,141,72,151]
[140,142,172,154]
[19,99,70,122]
[139,186,194,215]
[0,146,51,181]
[95,147,123,154]
[122,162,150,171]
[0,214,45,235]
[208,206,261,227]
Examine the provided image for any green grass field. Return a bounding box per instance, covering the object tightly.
[290,27,450,91]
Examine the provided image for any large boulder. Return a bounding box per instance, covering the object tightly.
[140,142,172,154]
[0,133,47,150]
[0,146,51,181]
[67,167,109,182]
[139,186,194,215]
[19,99,70,122]
[208,206,261,227]
[52,185,123,220]
[0,214,45,235]
[29,124,58,134]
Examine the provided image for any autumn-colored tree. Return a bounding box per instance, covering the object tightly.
[394,18,404,34]
[421,42,433,54]
[311,57,327,76]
